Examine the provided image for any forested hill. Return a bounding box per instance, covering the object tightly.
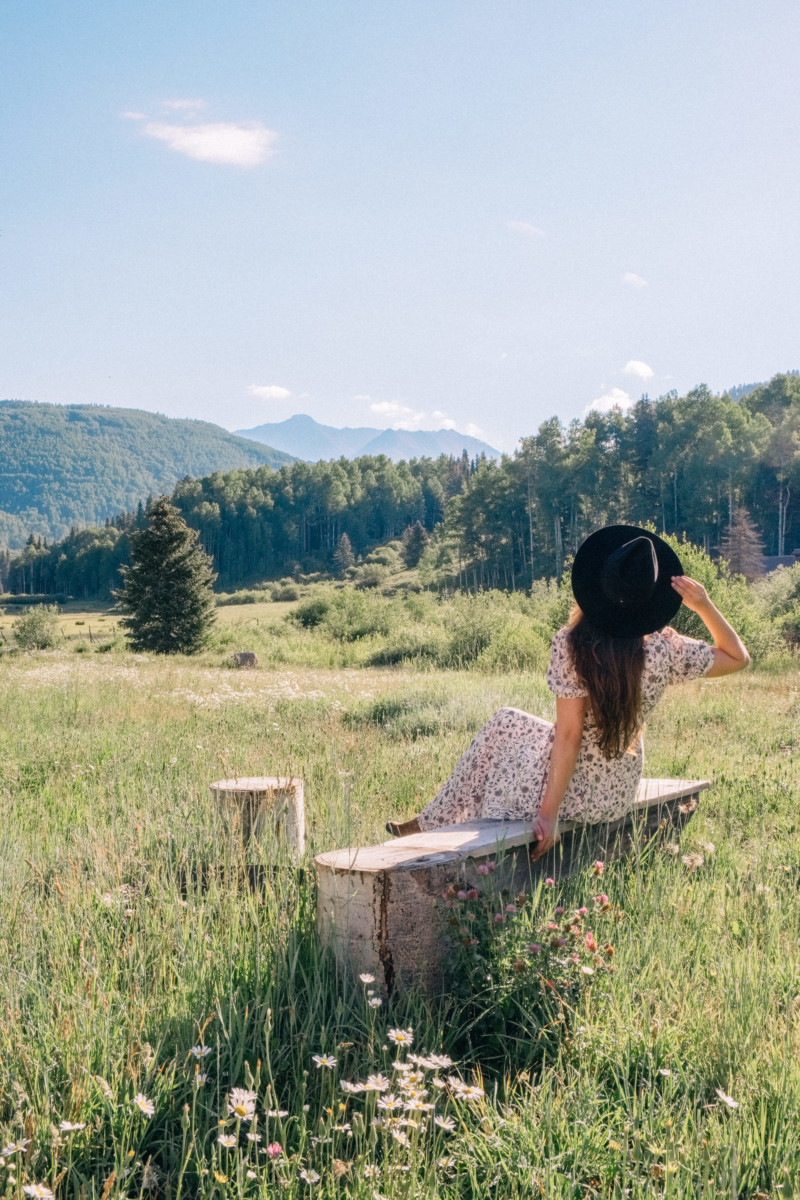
[4,373,799,599]
[0,401,293,546]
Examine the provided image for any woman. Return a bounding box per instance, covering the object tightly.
[386,526,749,858]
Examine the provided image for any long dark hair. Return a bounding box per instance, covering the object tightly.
[567,605,646,758]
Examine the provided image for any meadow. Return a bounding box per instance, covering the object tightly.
[0,591,799,1199]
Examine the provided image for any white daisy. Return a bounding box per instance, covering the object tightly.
[387,1028,413,1047]
[190,1044,212,1059]
[59,1122,87,1133]
[227,1087,257,1122]
[23,1187,54,1199]
[365,1074,391,1092]
[359,973,376,984]
[133,1093,155,1117]
[312,1054,337,1070]
[435,1115,456,1131]
[218,1134,237,1148]
[300,1168,320,1184]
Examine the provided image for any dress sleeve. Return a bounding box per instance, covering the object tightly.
[662,627,716,683]
[546,628,588,698]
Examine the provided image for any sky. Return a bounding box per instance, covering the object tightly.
[2,0,799,453]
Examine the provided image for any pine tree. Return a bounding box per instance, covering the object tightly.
[720,506,765,580]
[333,532,355,576]
[401,521,430,568]
[115,497,217,653]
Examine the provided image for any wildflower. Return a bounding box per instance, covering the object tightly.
[332,1122,352,1133]
[368,996,382,1008]
[577,906,588,915]
[456,889,468,900]
[365,1074,391,1091]
[513,958,526,973]
[218,1134,237,1148]
[404,1098,434,1112]
[715,1088,739,1110]
[1,1140,30,1156]
[190,1044,212,1059]
[585,933,598,952]
[391,1129,410,1146]
[594,892,609,907]
[359,973,376,984]
[476,864,489,876]
[438,1155,456,1169]
[142,1161,160,1190]
[341,1080,366,1094]
[267,1109,289,1117]
[545,877,555,886]
[377,1094,401,1110]
[423,1053,453,1069]
[454,1083,484,1101]
[247,1132,263,1142]
[364,1164,381,1178]
[227,1087,257,1121]
[506,903,517,913]
[247,1170,258,1179]
[529,942,541,954]
[466,888,479,900]
[682,852,705,871]
[592,860,605,875]
[658,1068,671,1077]
[387,1027,413,1047]
[435,1115,456,1132]
[554,905,565,915]
[494,913,506,923]
[312,1053,338,1069]
[581,965,595,975]
[300,1168,321,1184]
[59,1121,87,1132]
[214,1171,228,1184]
[23,1187,54,1200]
[267,1143,283,1158]
[133,1093,155,1117]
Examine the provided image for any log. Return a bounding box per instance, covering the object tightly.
[210,776,305,858]
[315,777,709,995]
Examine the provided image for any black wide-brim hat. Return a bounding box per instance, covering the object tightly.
[571,525,684,638]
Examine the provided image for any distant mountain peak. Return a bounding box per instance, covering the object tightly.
[234,413,501,463]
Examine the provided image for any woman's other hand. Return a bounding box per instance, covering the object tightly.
[670,575,711,614]
[531,810,560,860]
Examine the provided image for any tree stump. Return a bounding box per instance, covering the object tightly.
[232,651,258,669]
[210,776,305,858]
[315,778,709,996]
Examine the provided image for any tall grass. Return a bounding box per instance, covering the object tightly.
[0,640,798,1195]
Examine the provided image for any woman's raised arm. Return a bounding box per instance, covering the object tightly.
[670,575,750,677]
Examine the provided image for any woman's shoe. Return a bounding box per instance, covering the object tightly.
[385,817,422,838]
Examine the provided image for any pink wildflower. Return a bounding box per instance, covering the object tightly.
[466,888,479,900]
[545,877,555,886]
[267,1143,283,1158]
[592,861,605,876]
[476,864,489,876]
[585,933,598,952]
[529,943,542,954]
[494,913,506,924]
[505,904,517,913]
[577,906,588,915]
[554,906,565,916]
[456,889,468,900]
[594,893,609,906]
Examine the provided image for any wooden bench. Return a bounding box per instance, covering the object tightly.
[315,778,709,995]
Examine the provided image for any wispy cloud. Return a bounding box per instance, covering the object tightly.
[621,271,647,289]
[622,359,654,379]
[507,220,545,237]
[143,120,277,166]
[121,110,147,121]
[367,399,481,436]
[584,387,634,416]
[162,98,206,112]
[248,384,292,400]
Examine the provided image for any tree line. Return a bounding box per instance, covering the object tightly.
[2,373,798,599]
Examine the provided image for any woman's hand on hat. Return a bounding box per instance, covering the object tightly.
[670,575,711,615]
[530,810,560,860]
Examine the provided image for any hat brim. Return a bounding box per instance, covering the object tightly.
[571,525,683,638]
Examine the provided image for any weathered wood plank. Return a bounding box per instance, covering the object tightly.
[315,778,709,995]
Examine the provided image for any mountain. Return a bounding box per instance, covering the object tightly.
[0,401,294,548]
[234,413,501,463]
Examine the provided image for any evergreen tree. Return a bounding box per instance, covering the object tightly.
[720,506,765,580]
[401,520,430,568]
[333,532,355,576]
[115,497,216,653]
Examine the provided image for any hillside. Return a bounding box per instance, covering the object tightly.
[0,401,293,547]
[234,413,501,462]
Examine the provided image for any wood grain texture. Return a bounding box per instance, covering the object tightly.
[315,778,709,994]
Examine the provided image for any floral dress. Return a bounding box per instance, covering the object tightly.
[416,626,715,830]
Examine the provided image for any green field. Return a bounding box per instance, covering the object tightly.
[1,601,799,1198]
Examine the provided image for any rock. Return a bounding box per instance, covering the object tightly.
[232,651,258,669]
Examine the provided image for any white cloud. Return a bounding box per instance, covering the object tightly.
[585,387,634,416]
[248,384,292,400]
[507,220,544,237]
[142,120,278,166]
[464,422,485,439]
[369,398,482,436]
[121,110,147,121]
[621,271,647,289]
[622,359,654,379]
[162,98,206,112]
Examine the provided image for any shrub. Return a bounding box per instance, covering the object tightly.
[321,589,394,641]
[368,624,448,666]
[291,593,333,628]
[476,620,550,673]
[13,603,60,650]
[272,584,300,602]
